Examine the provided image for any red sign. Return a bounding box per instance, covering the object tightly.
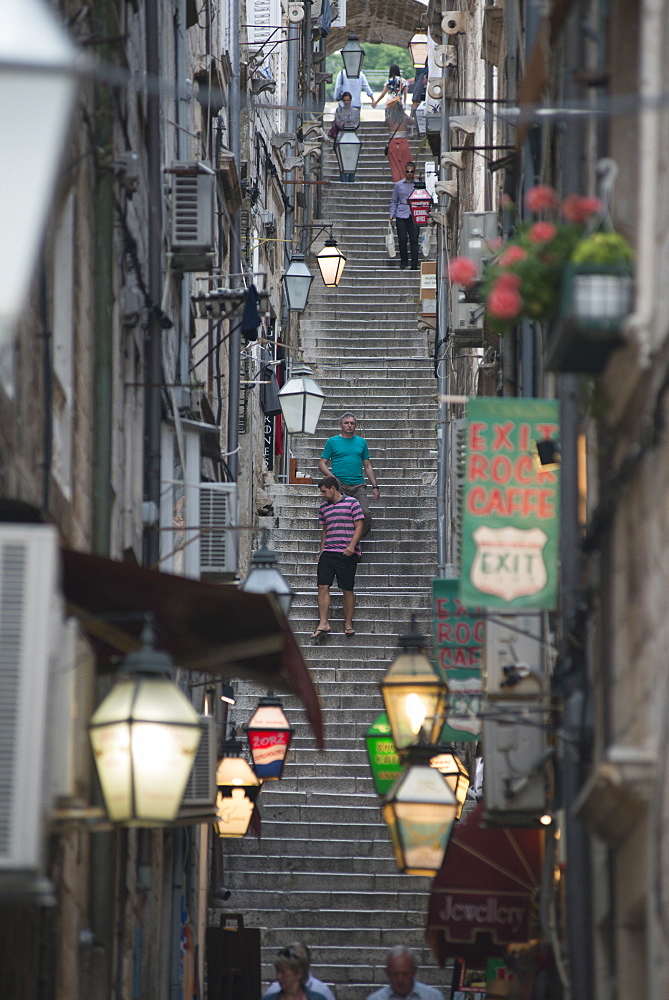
[409,187,432,225]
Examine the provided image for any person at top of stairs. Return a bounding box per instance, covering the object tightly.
[365,947,445,1000]
[318,412,379,537]
[263,942,336,1000]
[262,944,334,1000]
[312,476,364,640]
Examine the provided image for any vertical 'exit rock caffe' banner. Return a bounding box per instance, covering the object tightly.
[460,398,560,610]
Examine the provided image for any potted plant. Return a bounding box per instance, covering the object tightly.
[448,186,635,374]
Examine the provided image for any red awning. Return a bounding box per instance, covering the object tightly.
[427,803,543,965]
[61,548,324,748]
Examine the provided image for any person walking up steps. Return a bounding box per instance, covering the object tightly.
[318,412,379,537]
[312,476,364,641]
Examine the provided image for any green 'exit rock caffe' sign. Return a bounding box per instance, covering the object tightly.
[460,398,560,611]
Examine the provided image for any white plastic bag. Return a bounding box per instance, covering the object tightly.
[386,223,397,258]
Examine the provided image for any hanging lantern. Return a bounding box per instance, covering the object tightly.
[340,34,365,78]
[0,0,80,346]
[408,182,433,225]
[408,32,429,68]
[277,361,325,435]
[382,745,458,876]
[242,531,294,615]
[215,733,262,837]
[316,239,347,287]
[246,693,294,780]
[89,621,202,825]
[282,252,314,312]
[380,617,447,753]
[429,747,470,819]
[365,713,402,796]
[334,132,362,177]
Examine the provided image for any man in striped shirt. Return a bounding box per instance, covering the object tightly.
[312,476,364,640]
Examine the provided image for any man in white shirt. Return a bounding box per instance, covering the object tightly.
[334,68,374,108]
[366,947,444,1000]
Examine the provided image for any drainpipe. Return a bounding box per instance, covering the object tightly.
[142,0,164,567]
[302,2,312,241]
[284,22,299,264]
[436,83,451,576]
[227,0,242,480]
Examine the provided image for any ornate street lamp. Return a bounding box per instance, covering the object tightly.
[246,693,294,780]
[408,32,429,68]
[382,744,458,876]
[429,747,470,819]
[408,181,433,225]
[277,361,325,435]
[380,617,447,753]
[316,239,347,287]
[89,621,202,825]
[0,0,80,345]
[214,732,262,838]
[340,34,365,78]
[242,530,294,615]
[334,132,362,178]
[282,251,314,312]
[365,713,402,796]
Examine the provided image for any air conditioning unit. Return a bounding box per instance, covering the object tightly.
[450,287,484,344]
[182,716,216,807]
[0,525,60,877]
[462,211,498,278]
[169,161,216,272]
[482,702,548,825]
[199,482,239,577]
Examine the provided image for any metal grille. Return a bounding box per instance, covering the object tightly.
[183,716,216,806]
[0,545,25,856]
[172,174,200,245]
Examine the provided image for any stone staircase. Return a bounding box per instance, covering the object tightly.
[219,121,448,1000]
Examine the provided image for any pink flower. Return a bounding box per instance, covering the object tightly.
[498,245,527,266]
[528,221,557,244]
[525,185,558,213]
[487,281,523,320]
[562,194,603,223]
[448,256,478,287]
[496,271,522,290]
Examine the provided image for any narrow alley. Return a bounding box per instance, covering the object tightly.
[223,119,444,998]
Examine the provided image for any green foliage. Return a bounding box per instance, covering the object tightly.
[570,232,634,266]
[325,42,411,99]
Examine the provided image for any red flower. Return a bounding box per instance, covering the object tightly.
[487,281,523,320]
[561,194,603,223]
[498,245,527,266]
[448,256,478,287]
[528,221,557,243]
[525,185,558,213]
[496,271,522,290]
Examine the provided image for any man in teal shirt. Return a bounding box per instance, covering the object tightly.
[318,412,380,536]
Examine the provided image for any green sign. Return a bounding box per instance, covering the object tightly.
[460,398,560,610]
[433,579,484,742]
[365,713,402,795]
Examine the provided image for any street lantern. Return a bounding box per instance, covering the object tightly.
[334,132,362,177]
[365,713,402,796]
[246,693,294,780]
[382,744,458,876]
[282,252,314,312]
[408,32,429,68]
[380,617,447,752]
[429,747,470,819]
[0,0,80,346]
[215,732,261,837]
[242,530,294,615]
[340,34,365,78]
[89,621,202,825]
[277,361,325,435]
[408,182,433,225]
[317,239,347,287]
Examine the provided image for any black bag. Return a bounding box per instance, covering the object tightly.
[384,144,389,156]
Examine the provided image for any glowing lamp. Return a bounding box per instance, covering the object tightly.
[429,747,470,819]
[89,622,202,825]
[408,33,429,68]
[380,617,447,752]
[246,693,294,780]
[316,239,347,287]
[215,734,261,837]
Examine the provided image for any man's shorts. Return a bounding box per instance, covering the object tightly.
[317,551,359,592]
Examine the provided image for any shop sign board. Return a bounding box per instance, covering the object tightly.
[460,398,560,611]
[433,578,484,742]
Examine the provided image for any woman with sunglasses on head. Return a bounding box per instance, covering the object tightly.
[262,943,336,1000]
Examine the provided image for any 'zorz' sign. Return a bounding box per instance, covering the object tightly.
[460,398,560,611]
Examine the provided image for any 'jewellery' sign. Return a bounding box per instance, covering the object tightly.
[460,398,560,610]
[435,892,530,943]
